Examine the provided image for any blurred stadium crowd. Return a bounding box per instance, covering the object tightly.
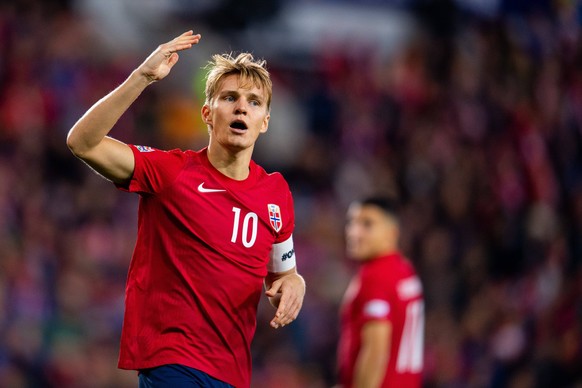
[0,0,581,387]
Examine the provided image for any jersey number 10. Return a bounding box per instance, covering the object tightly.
[231,207,258,248]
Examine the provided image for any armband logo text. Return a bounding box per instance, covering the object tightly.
[281,249,295,261]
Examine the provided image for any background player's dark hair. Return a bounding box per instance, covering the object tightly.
[358,196,400,221]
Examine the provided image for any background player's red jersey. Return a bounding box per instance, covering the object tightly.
[338,252,424,388]
[116,146,295,388]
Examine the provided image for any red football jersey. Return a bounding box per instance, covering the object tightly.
[338,252,424,388]
[116,146,295,388]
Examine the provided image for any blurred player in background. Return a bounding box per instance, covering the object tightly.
[66,30,306,388]
[337,197,424,388]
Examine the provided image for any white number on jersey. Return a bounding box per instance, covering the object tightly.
[396,299,424,373]
[231,207,258,248]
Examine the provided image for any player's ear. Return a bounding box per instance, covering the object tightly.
[201,104,212,125]
[260,113,270,134]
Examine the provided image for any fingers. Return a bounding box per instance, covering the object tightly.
[264,281,281,298]
[270,297,301,329]
[138,30,201,82]
[269,279,305,329]
[167,53,179,68]
[175,30,201,45]
[271,293,302,329]
[175,31,202,49]
[179,30,202,42]
[163,30,201,54]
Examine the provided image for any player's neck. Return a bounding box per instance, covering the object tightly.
[207,143,253,180]
[368,248,399,261]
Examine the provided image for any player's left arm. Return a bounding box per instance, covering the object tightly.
[353,320,392,388]
[264,267,306,329]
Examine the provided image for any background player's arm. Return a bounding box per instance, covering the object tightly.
[353,320,391,388]
[66,31,201,184]
[264,268,306,329]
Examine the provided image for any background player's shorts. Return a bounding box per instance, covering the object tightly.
[138,364,234,387]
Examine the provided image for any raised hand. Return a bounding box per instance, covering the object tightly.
[137,30,201,84]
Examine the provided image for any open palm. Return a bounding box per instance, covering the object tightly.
[138,30,201,83]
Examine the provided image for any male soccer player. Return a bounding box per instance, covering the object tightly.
[337,197,424,388]
[66,31,306,388]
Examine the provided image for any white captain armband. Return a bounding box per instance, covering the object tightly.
[267,235,296,273]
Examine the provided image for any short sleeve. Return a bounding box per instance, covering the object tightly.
[359,269,393,323]
[275,183,295,244]
[116,145,188,194]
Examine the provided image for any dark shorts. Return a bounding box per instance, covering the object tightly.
[138,364,234,388]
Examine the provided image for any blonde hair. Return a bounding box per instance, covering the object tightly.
[204,53,272,109]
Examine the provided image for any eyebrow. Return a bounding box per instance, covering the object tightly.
[247,92,264,103]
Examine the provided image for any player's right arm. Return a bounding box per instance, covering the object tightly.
[66,30,201,184]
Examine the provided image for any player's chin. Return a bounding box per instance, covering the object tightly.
[347,248,369,261]
[346,248,360,260]
[224,137,255,151]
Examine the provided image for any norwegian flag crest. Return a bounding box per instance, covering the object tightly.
[135,145,154,152]
[268,204,282,232]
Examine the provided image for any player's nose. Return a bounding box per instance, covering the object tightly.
[234,99,248,115]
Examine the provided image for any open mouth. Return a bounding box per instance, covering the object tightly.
[230,120,248,130]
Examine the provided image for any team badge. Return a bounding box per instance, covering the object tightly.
[268,204,282,232]
[136,145,154,152]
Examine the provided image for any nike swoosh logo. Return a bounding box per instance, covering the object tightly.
[198,182,226,193]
